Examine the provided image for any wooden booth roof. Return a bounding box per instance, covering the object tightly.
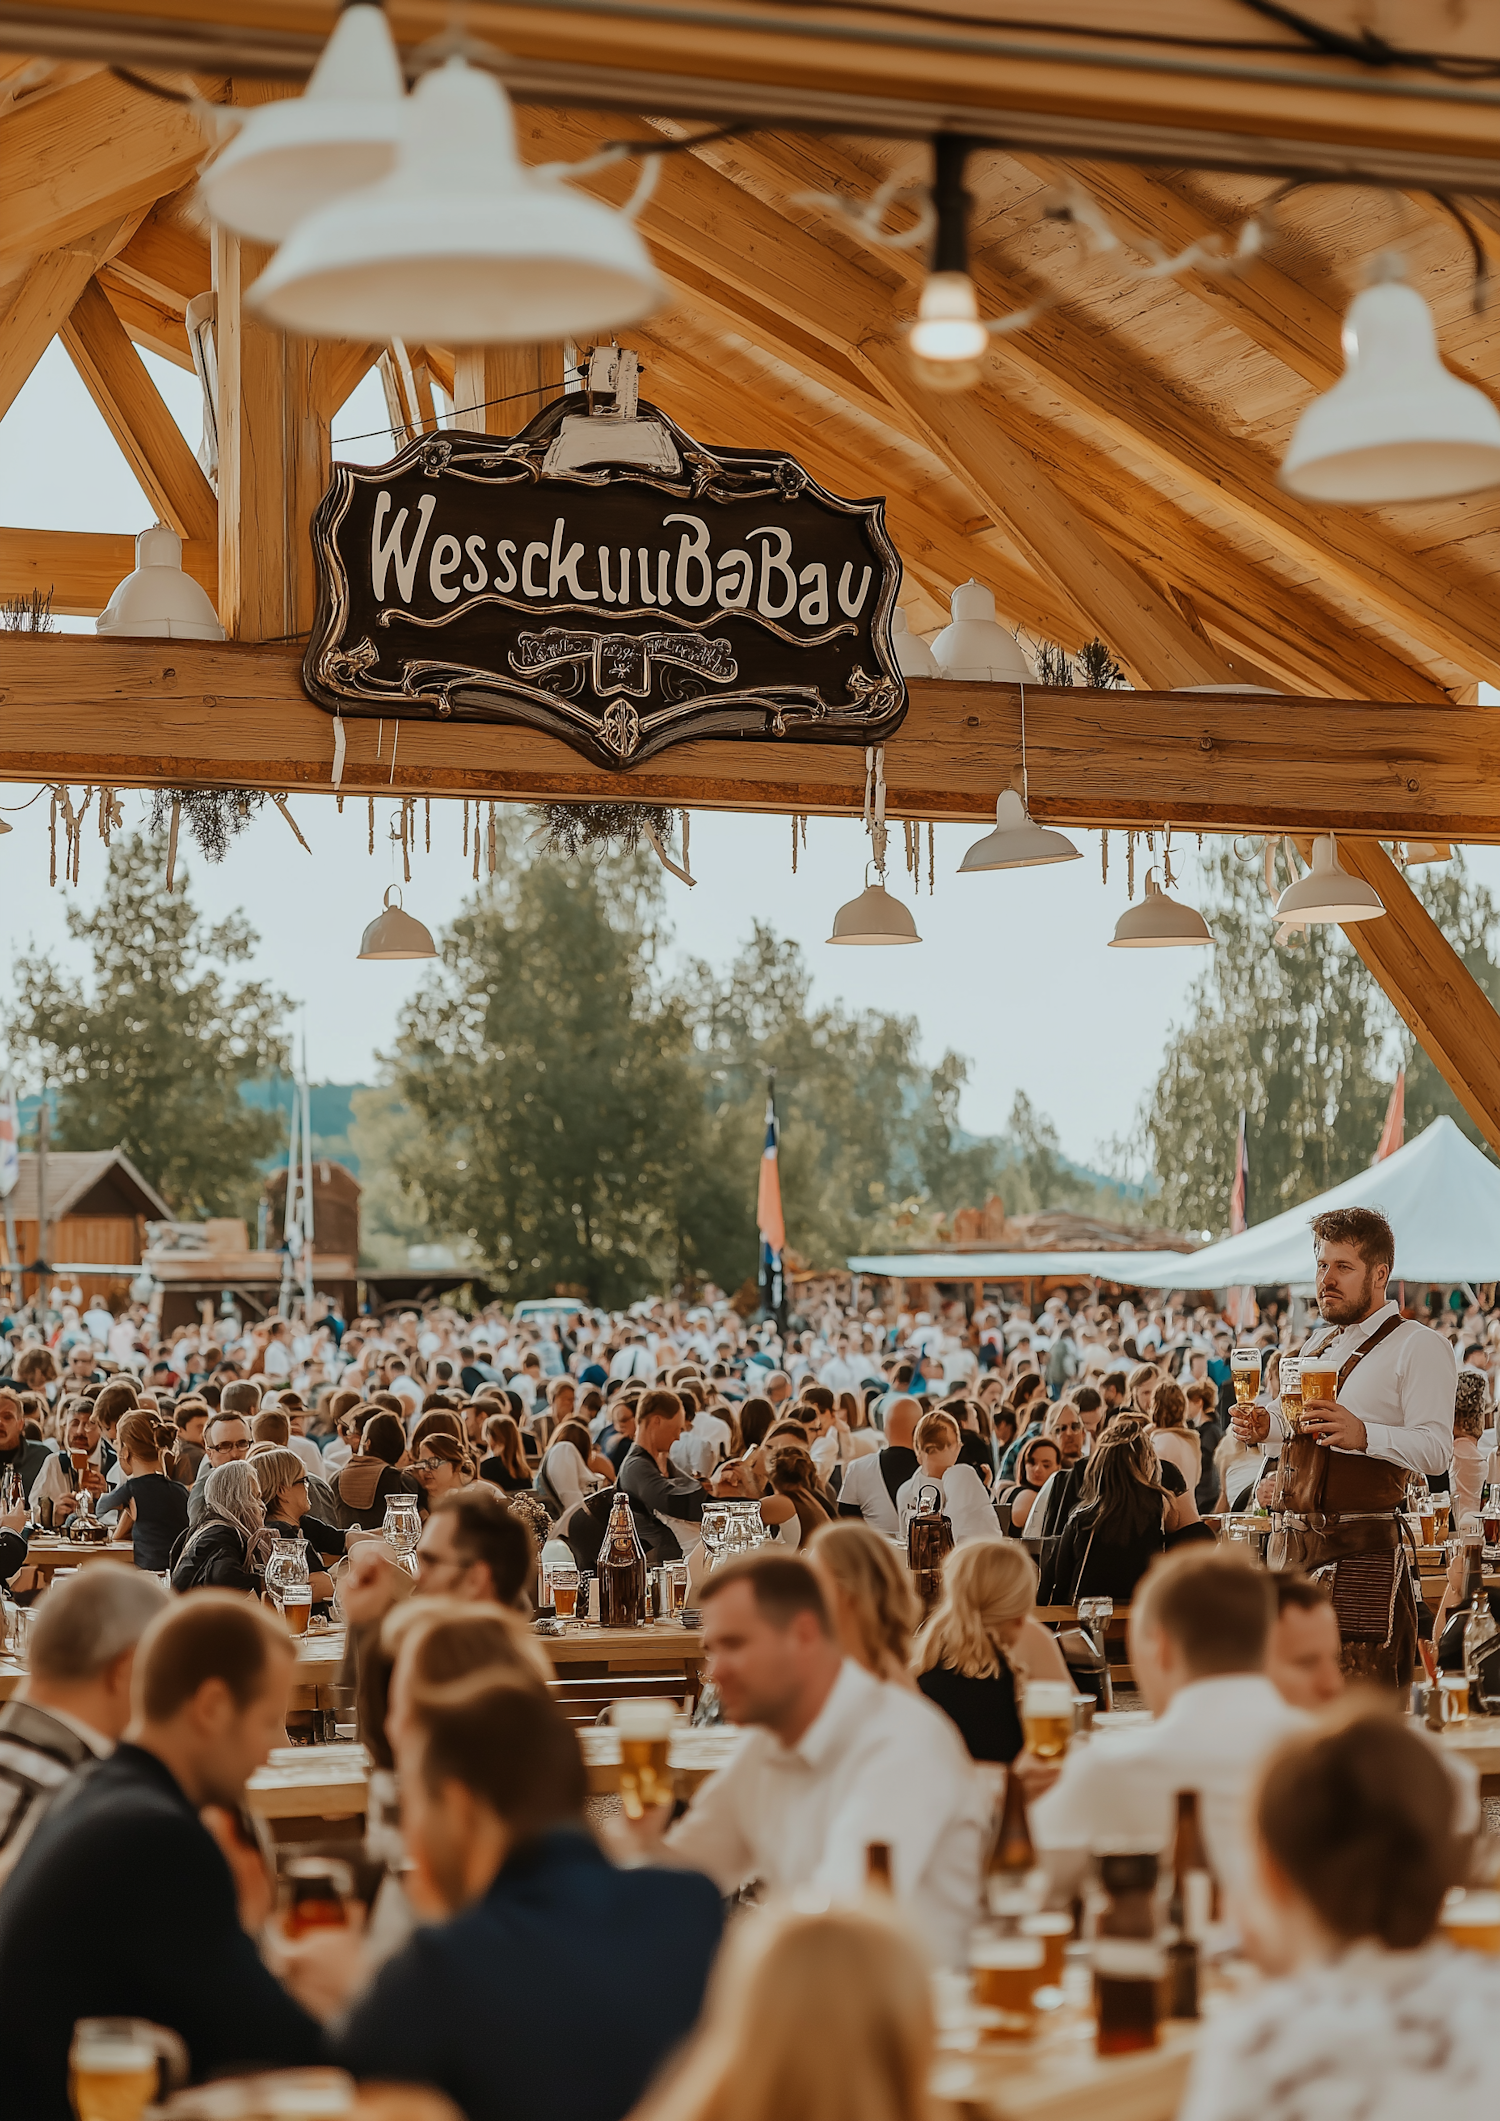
[5,1148,171,1225]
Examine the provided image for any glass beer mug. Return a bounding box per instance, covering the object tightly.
[382,1493,422,1579]
[69,2018,187,2121]
[1230,1347,1262,1405]
[611,1698,676,1820]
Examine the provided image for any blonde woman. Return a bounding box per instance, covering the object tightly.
[629,1903,934,2121]
[807,1521,921,1687]
[913,1541,1069,1762]
[1149,1380,1201,1491]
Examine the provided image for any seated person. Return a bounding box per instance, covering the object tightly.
[329,1673,723,2121]
[1180,1714,1494,2121]
[1030,1546,1306,1898]
[836,1396,920,1541]
[332,1412,413,1531]
[896,1412,1003,1547]
[85,1411,189,1571]
[0,1595,321,2117]
[249,1446,342,1606]
[913,1540,1071,1762]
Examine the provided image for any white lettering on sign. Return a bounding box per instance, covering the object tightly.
[369,501,870,637]
[371,491,437,601]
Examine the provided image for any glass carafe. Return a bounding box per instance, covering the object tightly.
[382,1493,422,1578]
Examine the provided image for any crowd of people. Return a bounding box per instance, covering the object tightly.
[0,1209,1494,2120]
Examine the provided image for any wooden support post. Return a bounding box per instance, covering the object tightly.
[451,343,562,434]
[1338,840,1500,1157]
[60,277,217,544]
[212,229,329,641]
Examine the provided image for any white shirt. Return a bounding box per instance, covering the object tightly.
[667,1660,986,1966]
[896,1463,1003,1547]
[1031,1674,1308,1899]
[835,1453,904,1539]
[261,1340,292,1380]
[286,1435,326,1482]
[540,1440,600,1514]
[818,1356,866,1397]
[609,1345,652,1382]
[1270,1303,1455,1478]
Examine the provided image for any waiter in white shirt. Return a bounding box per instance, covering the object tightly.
[1233,1207,1454,1685]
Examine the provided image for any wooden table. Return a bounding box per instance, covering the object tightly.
[16,1535,135,1578]
[541,1621,705,1672]
[246,1725,744,1822]
[943,2007,1199,2121]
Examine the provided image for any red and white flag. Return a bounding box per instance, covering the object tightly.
[1229,1109,1249,1235]
[1373,1068,1405,1164]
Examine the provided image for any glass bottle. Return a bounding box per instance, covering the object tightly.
[1094,1849,1162,2056]
[864,1841,894,1894]
[598,1493,648,1628]
[985,1765,1037,1924]
[1165,1792,1211,2020]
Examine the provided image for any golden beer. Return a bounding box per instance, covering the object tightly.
[612,1700,675,1818]
[1279,1358,1303,1434]
[971,1935,1045,2039]
[1021,1911,1072,1992]
[1441,1889,1500,1954]
[1441,1674,1470,1723]
[1299,1360,1338,1405]
[1021,1680,1076,1763]
[1433,1499,1451,1541]
[68,2024,176,2121]
[282,1591,311,1637]
[552,1580,578,1618]
[1231,1349,1261,1404]
[70,2064,157,2121]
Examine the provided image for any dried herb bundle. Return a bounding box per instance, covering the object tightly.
[148,787,268,863]
[530,801,679,859]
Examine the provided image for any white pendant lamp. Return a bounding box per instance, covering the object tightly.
[201,4,405,243]
[1273,835,1384,924]
[96,525,224,641]
[1280,265,1500,504]
[931,580,1033,682]
[910,271,988,364]
[358,885,437,960]
[827,872,922,945]
[891,607,939,679]
[958,789,1079,872]
[250,56,665,343]
[1109,869,1212,948]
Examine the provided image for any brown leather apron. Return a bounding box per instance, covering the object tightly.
[1268,1313,1420,1687]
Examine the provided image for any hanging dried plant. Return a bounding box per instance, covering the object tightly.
[1075,637,1128,689]
[530,801,680,860]
[1,588,56,633]
[1100,829,1108,885]
[148,787,267,863]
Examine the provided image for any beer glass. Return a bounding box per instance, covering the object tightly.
[381,1494,422,1579]
[699,1504,730,1567]
[69,2019,186,2121]
[1278,1358,1303,1434]
[549,1565,579,1622]
[1433,1497,1452,1541]
[1440,1888,1500,1954]
[1441,1672,1471,1723]
[1092,1939,1163,2056]
[1483,1503,1500,1550]
[970,1933,1045,2040]
[611,1698,676,1819]
[280,1857,353,1939]
[667,1560,689,1614]
[1021,1679,1076,1762]
[1299,1354,1339,1406]
[1230,1348,1262,1405]
[1020,1911,1072,2002]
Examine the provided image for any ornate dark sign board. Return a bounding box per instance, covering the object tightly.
[302,393,906,771]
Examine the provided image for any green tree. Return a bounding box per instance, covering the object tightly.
[10,833,289,1218]
[389,851,712,1306]
[1142,847,1500,1236]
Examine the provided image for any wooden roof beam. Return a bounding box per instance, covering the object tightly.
[0,204,146,422]
[1338,838,1500,1156]
[1,636,1496,842]
[0,525,214,615]
[0,69,206,264]
[59,276,216,543]
[106,196,211,316]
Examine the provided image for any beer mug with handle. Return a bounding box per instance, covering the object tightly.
[69,2018,187,2121]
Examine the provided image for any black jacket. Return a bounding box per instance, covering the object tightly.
[0,1743,321,2118]
[170,1516,259,1594]
[331,1827,722,2121]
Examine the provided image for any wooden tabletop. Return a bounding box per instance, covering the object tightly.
[1436,1718,1500,1777]
[540,1622,704,1668]
[245,1725,745,1819]
[18,1536,135,1573]
[941,2006,1199,2121]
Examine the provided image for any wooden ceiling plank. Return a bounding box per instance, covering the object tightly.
[451,343,563,434]
[0,69,205,264]
[0,525,214,616]
[95,268,193,367]
[107,196,211,316]
[59,276,216,543]
[1338,838,1500,1155]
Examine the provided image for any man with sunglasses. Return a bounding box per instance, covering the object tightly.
[186,1414,253,1529]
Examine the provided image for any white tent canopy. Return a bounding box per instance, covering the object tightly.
[847,1248,1195,1283]
[1157,1116,1500,1289]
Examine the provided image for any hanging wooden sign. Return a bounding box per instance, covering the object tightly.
[302,384,905,772]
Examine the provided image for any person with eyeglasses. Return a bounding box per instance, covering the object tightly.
[410,1432,478,1511]
[186,1414,254,1529]
[248,1447,344,1606]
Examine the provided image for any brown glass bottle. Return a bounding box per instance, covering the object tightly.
[1166,1791,1211,2019]
[865,1841,894,1893]
[598,1493,648,1627]
[1094,1850,1161,2056]
[985,1766,1035,1921]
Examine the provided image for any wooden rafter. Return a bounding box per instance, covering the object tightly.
[106,195,210,316]
[59,276,216,543]
[0,525,215,615]
[0,206,146,422]
[0,69,205,264]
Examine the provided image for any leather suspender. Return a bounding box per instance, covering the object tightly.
[1303,1310,1409,1395]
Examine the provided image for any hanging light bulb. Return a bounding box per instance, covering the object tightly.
[1281,259,1500,504]
[201,4,405,242]
[251,56,664,343]
[930,580,1033,682]
[909,135,985,392]
[1273,834,1384,924]
[827,867,922,945]
[357,884,437,959]
[1109,869,1212,948]
[958,789,1079,872]
[1403,839,1452,865]
[891,607,939,678]
[96,525,224,641]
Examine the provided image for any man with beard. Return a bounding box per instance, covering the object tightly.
[1232,1207,1454,1686]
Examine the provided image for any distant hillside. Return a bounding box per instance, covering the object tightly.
[239,1076,370,1175]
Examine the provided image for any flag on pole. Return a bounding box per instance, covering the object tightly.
[0,1078,17,1200]
[1373,1068,1405,1164]
[757,1095,785,1258]
[1229,1109,1249,1236]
